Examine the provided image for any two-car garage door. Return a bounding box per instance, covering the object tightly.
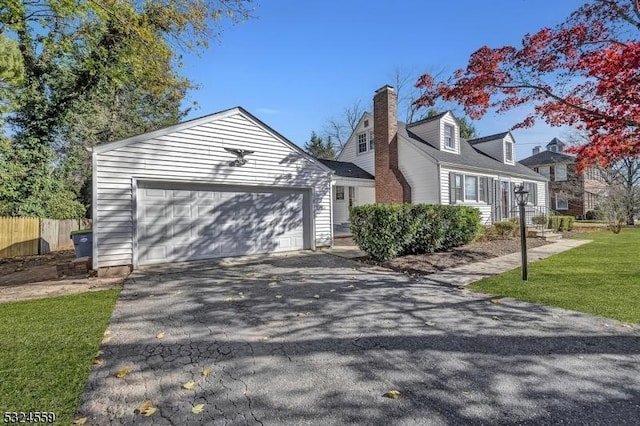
[137,182,308,265]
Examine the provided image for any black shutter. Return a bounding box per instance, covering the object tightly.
[449,172,456,204]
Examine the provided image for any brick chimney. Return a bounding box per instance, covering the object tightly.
[533,145,541,155]
[373,85,411,203]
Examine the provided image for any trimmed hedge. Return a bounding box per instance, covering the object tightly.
[350,203,481,261]
[548,215,574,232]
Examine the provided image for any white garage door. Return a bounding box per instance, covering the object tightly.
[137,182,306,265]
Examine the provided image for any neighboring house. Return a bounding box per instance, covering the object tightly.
[92,107,333,273]
[327,85,548,225]
[520,138,607,218]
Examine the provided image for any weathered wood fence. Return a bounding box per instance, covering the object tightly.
[0,217,92,258]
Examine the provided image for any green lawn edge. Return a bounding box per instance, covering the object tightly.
[469,228,640,323]
[0,289,120,425]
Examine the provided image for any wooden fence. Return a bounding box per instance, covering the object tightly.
[0,217,92,258]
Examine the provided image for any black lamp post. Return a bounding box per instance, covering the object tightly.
[514,185,529,281]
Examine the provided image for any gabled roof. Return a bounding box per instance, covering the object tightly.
[546,137,565,148]
[400,123,544,180]
[317,159,374,180]
[407,111,449,126]
[93,106,332,173]
[468,132,511,145]
[519,150,575,166]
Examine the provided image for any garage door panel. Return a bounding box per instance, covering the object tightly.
[138,184,306,265]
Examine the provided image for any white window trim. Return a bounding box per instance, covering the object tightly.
[369,131,374,150]
[555,196,568,210]
[464,175,479,202]
[357,132,367,154]
[335,186,345,201]
[443,124,456,152]
[524,182,538,206]
[453,172,490,204]
[555,164,567,181]
[504,141,514,164]
[538,166,550,179]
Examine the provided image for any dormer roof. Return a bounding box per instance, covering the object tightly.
[468,132,511,145]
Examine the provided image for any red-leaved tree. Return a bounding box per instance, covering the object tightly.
[414,0,640,171]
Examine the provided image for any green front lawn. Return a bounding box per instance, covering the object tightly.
[469,228,640,323]
[0,290,119,425]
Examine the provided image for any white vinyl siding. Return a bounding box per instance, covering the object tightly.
[398,138,439,203]
[338,113,375,175]
[94,110,332,268]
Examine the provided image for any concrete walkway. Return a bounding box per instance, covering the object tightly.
[324,239,591,287]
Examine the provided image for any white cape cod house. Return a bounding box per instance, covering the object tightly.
[322,85,548,227]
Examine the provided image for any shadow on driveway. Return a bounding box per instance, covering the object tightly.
[77,252,640,425]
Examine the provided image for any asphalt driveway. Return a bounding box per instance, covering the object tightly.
[77,252,640,425]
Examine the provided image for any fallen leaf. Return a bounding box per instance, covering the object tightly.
[137,400,157,417]
[96,350,104,357]
[347,284,355,288]
[156,332,165,339]
[620,323,632,328]
[313,294,320,299]
[491,315,500,321]
[202,368,211,377]
[385,390,400,399]
[275,295,282,299]
[72,417,88,425]
[424,321,436,327]
[268,281,278,287]
[101,336,112,344]
[192,403,205,414]
[224,297,233,302]
[93,358,105,366]
[182,380,196,390]
[330,289,336,292]
[116,367,131,378]
[262,336,269,341]
[490,299,501,304]
[104,330,111,336]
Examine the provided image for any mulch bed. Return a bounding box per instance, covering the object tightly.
[355,238,552,276]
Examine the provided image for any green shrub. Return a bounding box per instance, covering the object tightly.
[492,220,517,238]
[350,203,481,261]
[349,203,407,261]
[532,215,547,226]
[547,215,574,232]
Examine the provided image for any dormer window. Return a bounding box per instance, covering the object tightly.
[444,124,455,150]
[505,141,514,162]
[550,145,558,153]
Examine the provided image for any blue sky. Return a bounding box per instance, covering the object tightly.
[181,0,585,160]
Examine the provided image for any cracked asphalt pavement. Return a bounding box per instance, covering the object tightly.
[77,252,640,425]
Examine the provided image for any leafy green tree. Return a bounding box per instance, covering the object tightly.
[0,0,251,218]
[304,132,337,160]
